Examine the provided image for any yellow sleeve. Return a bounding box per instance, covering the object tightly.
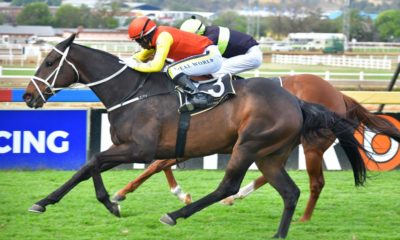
[133,49,155,62]
[133,32,173,73]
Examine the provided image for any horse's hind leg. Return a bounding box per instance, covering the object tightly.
[113,159,191,204]
[256,157,300,239]
[299,146,325,222]
[113,159,180,202]
[164,167,192,204]
[220,175,268,205]
[160,149,254,226]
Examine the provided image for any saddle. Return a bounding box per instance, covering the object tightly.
[175,74,236,115]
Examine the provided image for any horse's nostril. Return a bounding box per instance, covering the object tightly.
[23,93,32,102]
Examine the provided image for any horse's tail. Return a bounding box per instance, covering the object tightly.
[343,94,400,142]
[299,100,366,186]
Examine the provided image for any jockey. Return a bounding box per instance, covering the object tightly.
[122,16,223,112]
[180,17,263,77]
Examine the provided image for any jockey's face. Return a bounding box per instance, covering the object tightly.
[136,35,152,50]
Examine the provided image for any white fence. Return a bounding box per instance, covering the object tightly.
[272,54,393,70]
[0,42,140,66]
[0,67,394,84]
[348,41,400,53]
[261,41,400,53]
[246,70,393,81]
[0,44,45,66]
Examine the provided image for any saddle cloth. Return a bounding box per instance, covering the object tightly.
[176,73,236,115]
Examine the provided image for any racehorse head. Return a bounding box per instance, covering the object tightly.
[23,34,79,108]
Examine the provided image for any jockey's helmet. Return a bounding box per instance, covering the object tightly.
[180,18,205,35]
[128,16,156,49]
[128,17,157,40]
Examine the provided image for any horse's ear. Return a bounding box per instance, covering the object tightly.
[65,33,76,46]
[76,26,83,38]
[55,33,76,50]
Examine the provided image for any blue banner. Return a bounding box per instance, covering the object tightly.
[11,89,99,102]
[0,110,87,170]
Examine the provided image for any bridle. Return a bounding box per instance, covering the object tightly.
[30,46,79,102]
[30,45,128,107]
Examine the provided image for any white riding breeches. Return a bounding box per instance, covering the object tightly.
[166,45,223,79]
[213,45,263,77]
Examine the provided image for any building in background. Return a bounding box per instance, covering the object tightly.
[288,32,347,52]
[0,25,132,44]
[0,25,55,44]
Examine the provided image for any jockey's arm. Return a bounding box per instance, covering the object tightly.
[133,32,173,72]
[133,49,155,62]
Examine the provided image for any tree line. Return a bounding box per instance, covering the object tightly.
[0,2,120,28]
[199,10,400,42]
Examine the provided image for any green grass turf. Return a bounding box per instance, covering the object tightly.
[0,170,399,240]
[3,69,36,76]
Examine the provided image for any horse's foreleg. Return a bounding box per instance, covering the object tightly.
[90,144,154,217]
[165,167,192,205]
[298,149,324,222]
[91,157,121,217]
[256,158,300,239]
[220,175,268,205]
[160,150,253,226]
[112,159,184,202]
[29,161,119,214]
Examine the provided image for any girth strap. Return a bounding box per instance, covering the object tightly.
[175,112,191,158]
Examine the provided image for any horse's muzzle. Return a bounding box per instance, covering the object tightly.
[23,92,43,109]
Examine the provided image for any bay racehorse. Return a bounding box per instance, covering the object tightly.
[113,74,400,222]
[24,34,372,238]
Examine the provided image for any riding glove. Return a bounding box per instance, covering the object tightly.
[119,57,139,68]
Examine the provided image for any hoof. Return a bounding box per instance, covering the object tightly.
[272,233,285,239]
[111,193,126,203]
[220,196,235,206]
[28,204,46,213]
[294,217,310,223]
[159,214,176,226]
[110,202,121,217]
[184,194,192,205]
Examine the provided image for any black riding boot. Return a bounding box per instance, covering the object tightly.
[173,73,198,94]
[172,73,213,112]
[172,91,212,112]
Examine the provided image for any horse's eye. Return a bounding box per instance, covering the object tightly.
[46,61,53,67]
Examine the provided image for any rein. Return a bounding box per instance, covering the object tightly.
[106,73,150,112]
[32,45,173,112]
[107,89,172,112]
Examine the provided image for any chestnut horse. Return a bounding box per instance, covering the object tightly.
[113,74,400,222]
[24,34,373,238]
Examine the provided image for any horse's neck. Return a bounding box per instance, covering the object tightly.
[94,71,145,109]
[71,45,174,109]
[82,65,171,109]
